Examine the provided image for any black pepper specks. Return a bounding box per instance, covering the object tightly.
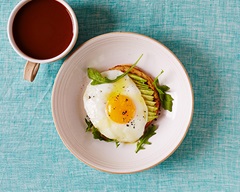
[126,122,135,128]
[122,111,127,115]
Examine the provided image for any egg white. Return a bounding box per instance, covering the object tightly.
[83,70,148,143]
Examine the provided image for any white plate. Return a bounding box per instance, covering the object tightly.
[52,32,194,173]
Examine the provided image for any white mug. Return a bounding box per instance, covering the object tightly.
[7,0,78,82]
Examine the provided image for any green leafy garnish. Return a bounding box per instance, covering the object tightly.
[153,70,174,112]
[85,118,120,147]
[135,124,157,153]
[86,118,156,152]
[87,54,143,85]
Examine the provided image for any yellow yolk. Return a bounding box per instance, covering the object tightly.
[106,94,136,124]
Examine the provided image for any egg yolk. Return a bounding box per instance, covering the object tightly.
[106,94,136,124]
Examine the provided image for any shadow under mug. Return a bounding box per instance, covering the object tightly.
[7,0,78,82]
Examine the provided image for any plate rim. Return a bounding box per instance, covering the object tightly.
[51,31,194,174]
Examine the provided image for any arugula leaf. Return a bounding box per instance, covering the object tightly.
[115,141,120,148]
[135,124,157,153]
[92,126,106,141]
[87,68,112,85]
[85,118,93,132]
[161,92,173,112]
[158,85,170,92]
[86,118,156,152]
[85,118,120,147]
[87,54,143,85]
[153,70,173,112]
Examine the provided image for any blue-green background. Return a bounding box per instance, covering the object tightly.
[1,0,239,191]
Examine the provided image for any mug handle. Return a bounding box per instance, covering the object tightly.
[24,61,40,82]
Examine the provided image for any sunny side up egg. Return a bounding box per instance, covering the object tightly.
[83,70,148,143]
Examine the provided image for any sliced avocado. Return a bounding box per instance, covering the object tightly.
[129,73,147,82]
[145,100,156,106]
[147,106,158,112]
[134,80,147,85]
[136,84,149,89]
[142,94,154,101]
[148,115,158,121]
[148,111,157,116]
[140,89,154,95]
[128,72,160,122]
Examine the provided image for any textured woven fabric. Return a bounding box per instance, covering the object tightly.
[0,0,239,191]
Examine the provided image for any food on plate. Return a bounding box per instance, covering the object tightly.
[84,69,148,143]
[83,55,173,153]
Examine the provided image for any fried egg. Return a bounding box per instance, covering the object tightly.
[83,70,148,143]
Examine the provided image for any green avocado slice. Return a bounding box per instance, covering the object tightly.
[140,89,154,95]
[128,73,159,122]
[128,73,147,82]
[145,100,156,106]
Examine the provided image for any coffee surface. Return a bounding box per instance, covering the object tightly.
[13,0,73,60]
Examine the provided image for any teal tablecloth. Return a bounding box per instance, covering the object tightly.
[1,0,239,191]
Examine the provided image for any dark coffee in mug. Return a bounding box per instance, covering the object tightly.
[12,0,73,60]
